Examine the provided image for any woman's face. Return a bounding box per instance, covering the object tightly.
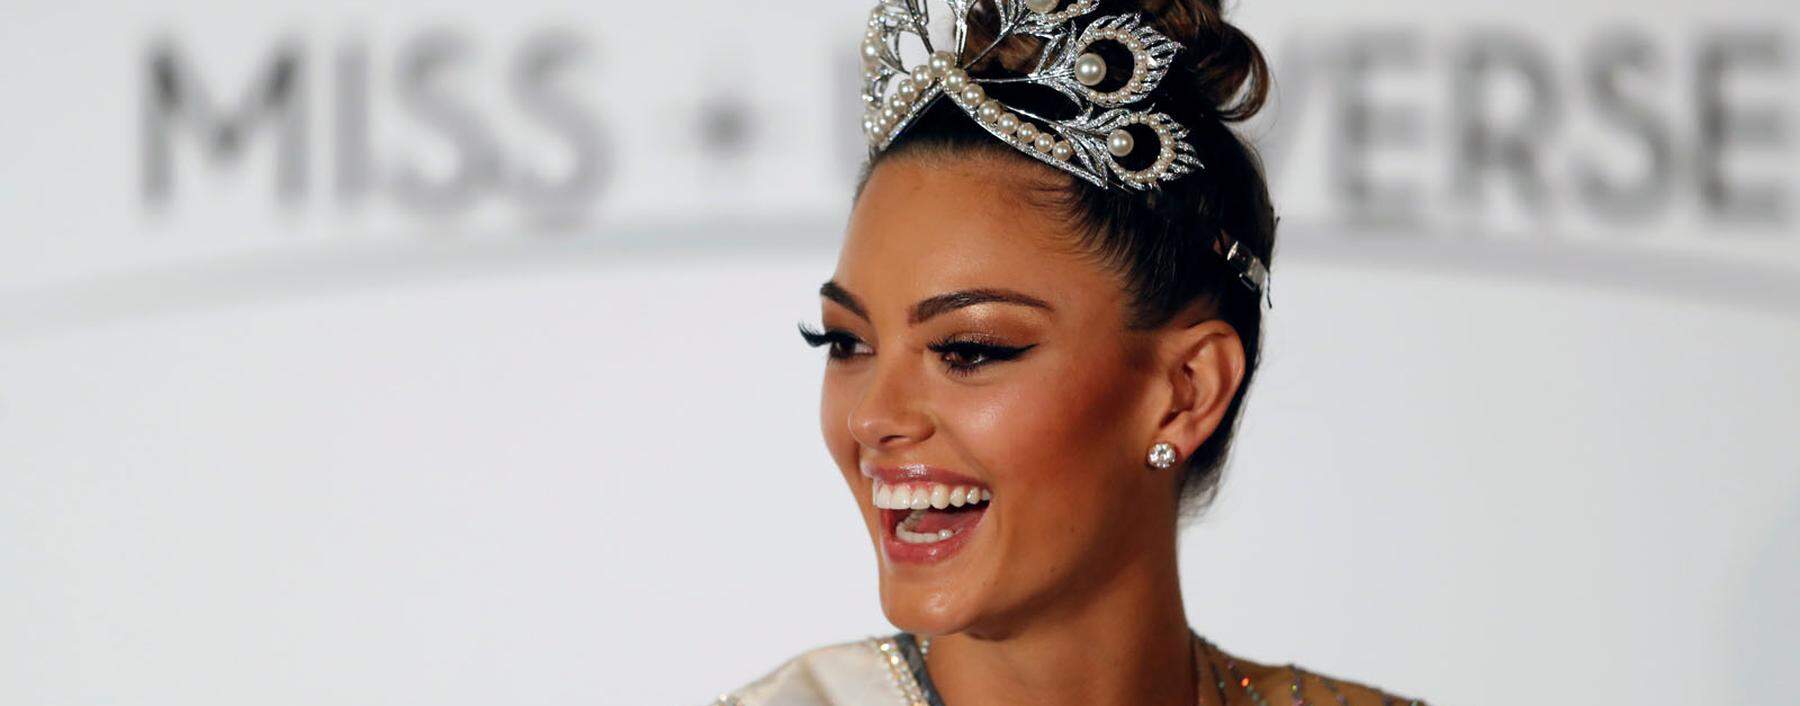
[813,153,1213,637]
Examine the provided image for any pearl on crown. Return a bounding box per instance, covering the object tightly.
[1074,53,1106,87]
[1107,129,1134,157]
[928,51,957,76]
[943,68,969,92]
[977,99,1002,123]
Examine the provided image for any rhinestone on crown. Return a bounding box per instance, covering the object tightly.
[858,0,1202,191]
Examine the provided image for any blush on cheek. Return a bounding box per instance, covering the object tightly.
[956,362,1132,489]
[948,353,1143,586]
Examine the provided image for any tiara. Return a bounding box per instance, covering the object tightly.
[857,0,1271,302]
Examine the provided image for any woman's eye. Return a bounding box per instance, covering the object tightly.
[928,339,1036,376]
[799,324,1034,374]
[797,323,871,360]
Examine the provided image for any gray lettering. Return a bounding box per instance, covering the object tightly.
[1575,28,1675,223]
[391,30,502,215]
[1452,31,1561,218]
[510,30,605,224]
[1332,30,1423,228]
[1696,30,1788,226]
[142,37,306,206]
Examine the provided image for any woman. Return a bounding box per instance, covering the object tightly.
[720,1,1426,704]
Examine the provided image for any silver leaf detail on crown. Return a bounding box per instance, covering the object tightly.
[855,0,1272,304]
[858,0,1199,191]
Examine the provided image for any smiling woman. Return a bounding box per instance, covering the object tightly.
[715,1,1426,706]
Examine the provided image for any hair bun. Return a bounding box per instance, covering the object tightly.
[1138,0,1271,121]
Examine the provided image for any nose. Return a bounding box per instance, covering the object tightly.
[847,356,934,450]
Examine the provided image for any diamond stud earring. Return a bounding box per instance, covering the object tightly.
[1146,441,1180,470]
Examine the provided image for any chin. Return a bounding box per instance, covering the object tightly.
[877,576,981,637]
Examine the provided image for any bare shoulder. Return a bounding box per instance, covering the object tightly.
[1222,649,1429,706]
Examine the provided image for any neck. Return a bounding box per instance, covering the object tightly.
[921,537,1196,706]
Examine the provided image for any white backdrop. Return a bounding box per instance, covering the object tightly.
[1,1,1795,705]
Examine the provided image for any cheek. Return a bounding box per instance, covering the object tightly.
[952,357,1141,508]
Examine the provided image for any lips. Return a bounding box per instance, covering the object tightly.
[861,464,992,564]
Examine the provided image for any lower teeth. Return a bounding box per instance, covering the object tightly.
[895,509,957,545]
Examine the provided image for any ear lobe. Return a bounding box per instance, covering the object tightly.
[1155,319,1246,461]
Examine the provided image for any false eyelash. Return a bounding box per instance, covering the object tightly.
[797,322,866,360]
[927,337,1036,376]
[798,322,1036,375]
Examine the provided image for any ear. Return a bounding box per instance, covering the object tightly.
[1151,316,1247,467]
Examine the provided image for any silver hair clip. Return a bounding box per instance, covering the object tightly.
[857,0,1271,305]
[1214,230,1272,308]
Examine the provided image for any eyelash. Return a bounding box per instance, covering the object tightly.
[796,323,1035,376]
[797,323,869,361]
[928,336,1035,376]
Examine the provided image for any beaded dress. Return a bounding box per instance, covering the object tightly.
[711,631,1427,706]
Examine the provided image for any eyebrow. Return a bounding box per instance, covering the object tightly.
[818,280,1054,325]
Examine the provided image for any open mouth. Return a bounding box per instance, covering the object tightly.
[871,480,991,551]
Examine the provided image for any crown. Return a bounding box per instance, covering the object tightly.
[857,0,1271,302]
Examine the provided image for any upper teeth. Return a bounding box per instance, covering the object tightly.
[871,480,992,510]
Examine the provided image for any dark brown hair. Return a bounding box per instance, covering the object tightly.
[855,0,1278,517]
